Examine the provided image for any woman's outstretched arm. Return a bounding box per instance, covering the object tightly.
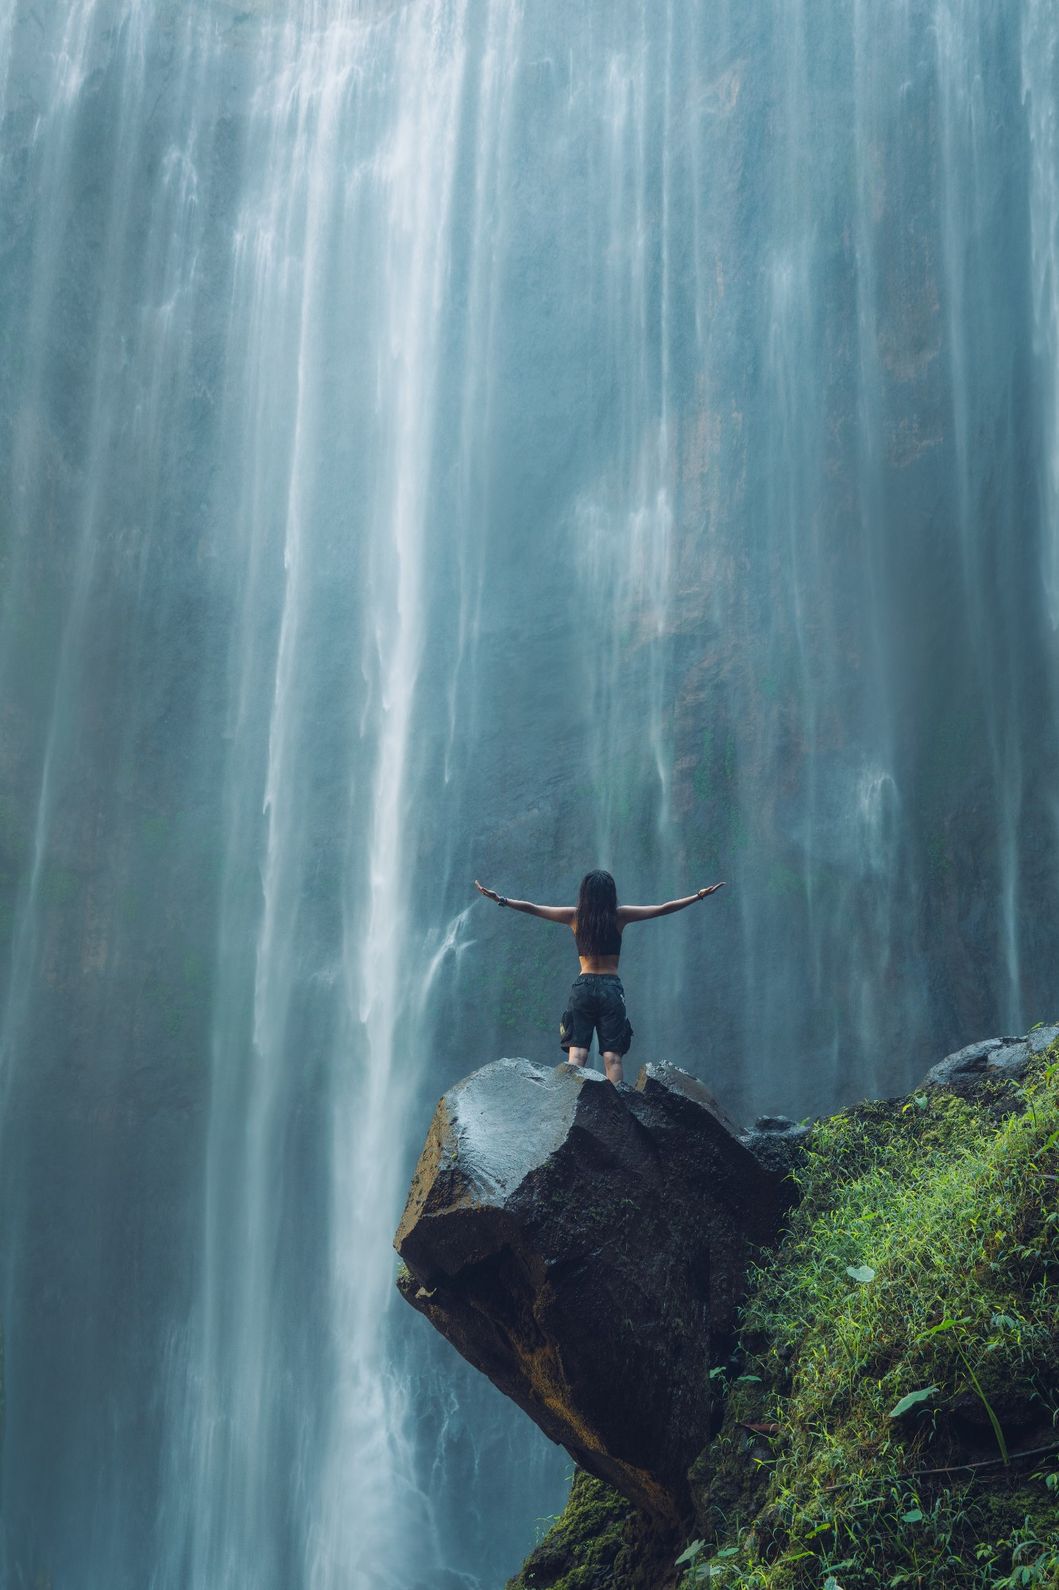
[474,880,575,924]
[618,883,726,923]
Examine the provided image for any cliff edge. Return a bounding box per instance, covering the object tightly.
[395,1029,1059,1588]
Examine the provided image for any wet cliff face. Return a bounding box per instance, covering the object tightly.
[2,3,1059,1588]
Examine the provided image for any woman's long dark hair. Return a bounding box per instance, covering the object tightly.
[575,869,620,956]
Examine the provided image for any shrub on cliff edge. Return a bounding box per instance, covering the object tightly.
[684,1048,1059,1589]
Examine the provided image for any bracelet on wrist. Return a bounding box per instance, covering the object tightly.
[498,896,508,907]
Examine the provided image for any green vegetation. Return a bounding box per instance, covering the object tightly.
[505,1468,670,1590]
[681,1053,1059,1589]
[507,1051,1059,1589]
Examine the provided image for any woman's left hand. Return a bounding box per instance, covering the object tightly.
[475,879,500,903]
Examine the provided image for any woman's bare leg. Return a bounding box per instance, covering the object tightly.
[565,1047,589,1067]
[602,1051,624,1084]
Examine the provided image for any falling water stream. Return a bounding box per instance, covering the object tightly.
[1,3,1059,1585]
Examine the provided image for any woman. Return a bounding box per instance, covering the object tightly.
[473,869,725,1085]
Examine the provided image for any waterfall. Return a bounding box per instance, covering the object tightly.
[1,3,1058,1585]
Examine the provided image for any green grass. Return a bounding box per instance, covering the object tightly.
[680,1052,1059,1589]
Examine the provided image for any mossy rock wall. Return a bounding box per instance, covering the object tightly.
[504,1470,676,1590]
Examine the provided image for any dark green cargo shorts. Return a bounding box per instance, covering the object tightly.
[559,973,633,1055]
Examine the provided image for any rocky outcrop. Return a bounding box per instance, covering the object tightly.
[918,1024,1059,1095]
[500,1032,1059,1590]
[394,1058,792,1524]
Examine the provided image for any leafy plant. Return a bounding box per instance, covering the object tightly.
[888,1385,939,1418]
[686,1049,1059,1590]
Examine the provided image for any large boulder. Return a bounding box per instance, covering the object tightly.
[394,1058,792,1524]
[918,1023,1059,1095]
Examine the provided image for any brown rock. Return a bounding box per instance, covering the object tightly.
[394,1057,792,1524]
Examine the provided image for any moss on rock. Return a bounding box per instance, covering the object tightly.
[505,1469,676,1590]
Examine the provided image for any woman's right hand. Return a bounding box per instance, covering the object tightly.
[475,879,500,903]
[698,882,726,898]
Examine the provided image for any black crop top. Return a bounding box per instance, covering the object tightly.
[574,917,622,957]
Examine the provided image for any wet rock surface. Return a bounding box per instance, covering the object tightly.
[918,1024,1059,1096]
[394,1058,792,1524]
[739,1113,811,1176]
